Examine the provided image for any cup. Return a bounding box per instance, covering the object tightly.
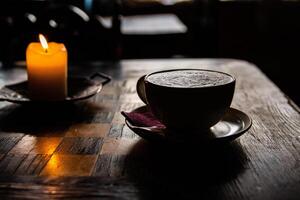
[136,69,236,132]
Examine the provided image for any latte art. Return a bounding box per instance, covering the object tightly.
[146,70,233,88]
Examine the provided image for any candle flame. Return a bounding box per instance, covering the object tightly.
[39,34,48,51]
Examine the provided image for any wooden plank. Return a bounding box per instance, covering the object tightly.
[0,154,27,175]
[108,124,138,139]
[100,138,140,155]
[93,154,126,177]
[40,155,97,176]
[66,123,111,138]
[0,154,50,176]
[14,154,51,176]
[55,137,103,155]
[86,112,115,123]
[108,124,125,138]
[0,177,139,199]
[9,136,62,155]
[0,133,24,154]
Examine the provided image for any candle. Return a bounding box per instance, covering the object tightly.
[26,34,67,100]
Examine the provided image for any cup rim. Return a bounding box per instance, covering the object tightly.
[144,69,236,89]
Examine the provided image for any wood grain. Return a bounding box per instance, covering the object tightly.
[0,133,24,154]
[0,59,298,199]
[9,136,62,155]
[55,137,103,155]
[66,123,111,137]
[40,155,97,176]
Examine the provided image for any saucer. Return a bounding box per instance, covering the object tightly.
[0,72,111,104]
[124,106,252,144]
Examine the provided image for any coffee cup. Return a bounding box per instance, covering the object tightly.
[136,69,236,131]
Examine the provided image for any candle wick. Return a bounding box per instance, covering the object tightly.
[45,49,48,53]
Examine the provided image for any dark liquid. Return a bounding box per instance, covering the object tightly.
[147,70,233,88]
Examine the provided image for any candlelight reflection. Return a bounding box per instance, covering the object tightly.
[40,155,97,176]
[9,135,62,154]
[46,154,59,172]
[10,135,61,155]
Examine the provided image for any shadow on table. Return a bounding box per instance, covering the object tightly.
[0,101,107,136]
[125,139,248,200]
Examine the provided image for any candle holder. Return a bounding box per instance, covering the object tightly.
[0,72,111,104]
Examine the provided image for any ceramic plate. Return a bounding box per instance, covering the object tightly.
[125,106,252,144]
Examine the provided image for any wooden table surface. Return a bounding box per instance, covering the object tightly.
[0,59,299,199]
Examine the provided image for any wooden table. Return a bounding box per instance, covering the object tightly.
[0,59,299,199]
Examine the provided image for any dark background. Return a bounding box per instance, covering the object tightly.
[0,0,299,105]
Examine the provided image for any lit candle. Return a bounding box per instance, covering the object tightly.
[26,34,67,100]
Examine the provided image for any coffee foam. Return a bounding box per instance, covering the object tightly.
[147,70,233,88]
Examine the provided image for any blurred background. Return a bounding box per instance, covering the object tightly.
[0,0,299,105]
